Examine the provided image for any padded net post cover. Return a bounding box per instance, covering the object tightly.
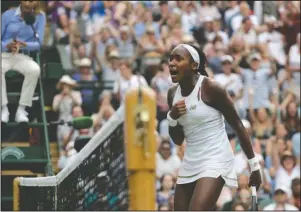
[19,106,128,211]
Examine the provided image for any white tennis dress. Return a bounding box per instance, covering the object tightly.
[172,75,238,188]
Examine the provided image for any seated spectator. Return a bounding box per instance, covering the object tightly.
[53,75,82,150]
[263,187,299,210]
[156,174,175,206]
[72,57,98,115]
[113,60,148,104]
[91,90,115,133]
[1,1,45,123]
[156,139,181,179]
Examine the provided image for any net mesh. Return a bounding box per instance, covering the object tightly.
[18,107,129,211]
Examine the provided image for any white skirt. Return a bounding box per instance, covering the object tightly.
[177,160,238,188]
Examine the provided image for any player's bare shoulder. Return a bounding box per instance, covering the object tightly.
[167,84,178,108]
[201,76,227,105]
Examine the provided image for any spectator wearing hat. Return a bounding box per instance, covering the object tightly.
[263,186,299,210]
[52,75,82,150]
[238,53,275,111]
[72,57,98,115]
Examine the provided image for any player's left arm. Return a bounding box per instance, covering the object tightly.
[201,77,255,159]
[202,77,262,188]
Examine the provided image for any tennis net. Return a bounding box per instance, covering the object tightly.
[16,106,128,211]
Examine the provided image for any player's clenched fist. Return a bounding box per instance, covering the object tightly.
[169,99,187,120]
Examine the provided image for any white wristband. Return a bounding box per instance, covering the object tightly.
[167,111,178,127]
[248,157,260,172]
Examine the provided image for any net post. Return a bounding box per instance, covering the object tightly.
[13,177,21,211]
[125,87,156,210]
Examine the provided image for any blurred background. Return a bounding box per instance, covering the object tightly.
[1,1,300,211]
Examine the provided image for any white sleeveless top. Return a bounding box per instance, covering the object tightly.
[172,75,235,179]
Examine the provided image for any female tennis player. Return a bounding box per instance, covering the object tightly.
[167,44,262,210]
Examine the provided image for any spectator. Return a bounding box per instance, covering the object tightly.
[224,1,240,29]
[91,90,115,133]
[156,174,175,206]
[72,57,98,115]
[53,75,82,150]
[156,139,181,179]
[207,19,230,46]
[263,187,299,210]
[1,1,45,123]
[198,1,221,24]
[231,2,259,33]
[291,177,301,210]
[214,55,243,104]
[239,53,275,110]
[113,60,148,104]
[282,101,300,138]
[181,2,198,35]
[151,59,174,124]
[287,33,300,99]
[235,16,258,48]
[258,15,286,67]
[275,151,300,196]
[231,201,249,211]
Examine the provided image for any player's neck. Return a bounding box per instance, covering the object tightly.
[179,75,198,97]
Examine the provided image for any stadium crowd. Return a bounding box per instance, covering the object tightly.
[4,1,300,211]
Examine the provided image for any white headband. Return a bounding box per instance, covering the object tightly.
[175,44,200,68]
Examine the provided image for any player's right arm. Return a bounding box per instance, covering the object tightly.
[167,85,185,146]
